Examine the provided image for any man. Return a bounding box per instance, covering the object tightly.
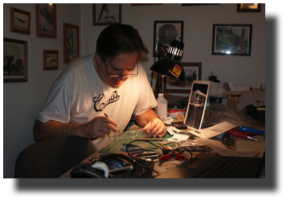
[33,24,166,150]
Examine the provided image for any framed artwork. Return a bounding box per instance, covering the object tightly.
[212,24,252,56]
[164,62,202,93]
[10,7,31,35]
[153,21,184,57]
[237,4,261,12]
[184,81,210,131]
[36,4,57,38]
[93,4,121,25]
[43,50,58,70]
[63,23,79,63]
[3,38,28,82]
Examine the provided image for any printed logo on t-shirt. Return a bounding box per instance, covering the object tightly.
[92,91,120,112]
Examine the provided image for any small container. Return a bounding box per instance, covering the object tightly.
[155,93,168,120]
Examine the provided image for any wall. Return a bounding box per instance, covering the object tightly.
[3,4,81,178]
[81,4,265,86]
[3,3,265,178]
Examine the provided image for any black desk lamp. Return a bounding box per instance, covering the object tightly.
[150,39,185,97]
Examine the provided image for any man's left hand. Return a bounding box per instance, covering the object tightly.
[142,118,166,138]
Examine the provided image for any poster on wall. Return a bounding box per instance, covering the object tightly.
[36,4,57,38]
[3,38,28,82]
[63,23,79,63]
[153,21,184,57]
[212,24,252,56]
[93,4,121,25]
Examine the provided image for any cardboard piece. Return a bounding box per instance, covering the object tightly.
[237,89,265,110]
[235,136,265,154]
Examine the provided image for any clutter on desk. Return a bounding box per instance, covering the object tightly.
[168,108,186,120]
[206,102,265,130]
[176,140,211,152]
[222,82,265,110]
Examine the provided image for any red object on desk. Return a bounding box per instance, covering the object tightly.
[228,129,258,142]
[160,153,186,161]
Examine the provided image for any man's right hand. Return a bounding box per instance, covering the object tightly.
[33,116,119,142]
[80,116,119,139]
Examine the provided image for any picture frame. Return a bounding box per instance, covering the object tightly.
[10,7,31,35]
[184,81,210,131]
[93,4,121,25]
[164,62,202,93]
[153,21,184,57]
[237,4,261,12]
[43,50,58,70]
[3,38,28,82]
[63,23,79,63]
[212,24,252,56]
[36,4,57,38]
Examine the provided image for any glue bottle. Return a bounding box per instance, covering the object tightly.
[155,93,168,120]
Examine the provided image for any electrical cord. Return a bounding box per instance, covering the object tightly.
[124,139,194,177]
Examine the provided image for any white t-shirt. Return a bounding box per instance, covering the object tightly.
[37,53,157,150]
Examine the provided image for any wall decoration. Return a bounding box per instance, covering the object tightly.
[93,4,121,25]
[3,38,28,82]
[237,4,261,12]
[63,23,79,63]
[10,7,31,35]
[43,50,58,70]
[153,21,184,57]
[212,24,252,56]
[36,4,57,38]
[164,62,202,93]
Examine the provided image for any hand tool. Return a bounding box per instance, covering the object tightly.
[137,138,163,141]
[158,141,173,150]
[120,143,157,152]
[239,126,265,134]
[160,152,187,161]
[228,129,258,142]
[131,151,160,157]
[104,113,122,136]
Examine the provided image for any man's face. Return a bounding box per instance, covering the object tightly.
[96,52,139,88]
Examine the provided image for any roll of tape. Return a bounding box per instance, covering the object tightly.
[91,161,109,178]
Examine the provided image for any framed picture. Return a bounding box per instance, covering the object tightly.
[153,21,184,57]
[164,62,202,93]
[10,7,31,35]
[36,4,57,38]
[237,4,261,12]
[43,50,58,70]
[63,23,79,63]
[93,4,121,25]
[3,38,28,82]
[184,81,210,131]
[212,24,252,56]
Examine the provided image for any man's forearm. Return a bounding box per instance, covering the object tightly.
[33,120,85,142]
[133,109,159,127]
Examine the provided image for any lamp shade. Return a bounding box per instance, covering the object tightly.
[150,58,185,81]
[150,39,185,81]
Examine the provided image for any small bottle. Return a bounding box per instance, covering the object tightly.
[155,93,168,120]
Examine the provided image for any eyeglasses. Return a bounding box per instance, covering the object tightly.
[104,61,138,78]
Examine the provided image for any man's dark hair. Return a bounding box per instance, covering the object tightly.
[96,24,148,61]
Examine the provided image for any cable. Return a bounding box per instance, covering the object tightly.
[124,140,194,177]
